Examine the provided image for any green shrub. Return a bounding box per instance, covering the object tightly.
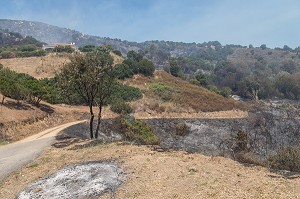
[113,63,133,79]
[0,51,15,59]
[79,45,96,52]
[150,83,173,101]
[268,146,300,172]
[20,45,37,52]
[110,99,132,114]
[120,115,159,145]
[220,87,232,98]
[138,59,155,76]
[109,82,142,102]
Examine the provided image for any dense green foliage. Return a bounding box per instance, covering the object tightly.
[109,81,142,102]
[0,67,53,105]
[120,114,159,145]
[114,51,155,79]
[110,99,132,114]
[162,44,300,101]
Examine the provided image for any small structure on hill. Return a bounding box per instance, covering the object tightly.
[42,43,76,50]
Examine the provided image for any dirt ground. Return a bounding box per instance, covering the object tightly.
[1,139,299,199]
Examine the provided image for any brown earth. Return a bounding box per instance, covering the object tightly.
[0,53,69,79]
[0,95,118,142]
[0,52,124,79]
[1,140,299,199]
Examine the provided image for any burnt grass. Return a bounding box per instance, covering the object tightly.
[61,107,300,166]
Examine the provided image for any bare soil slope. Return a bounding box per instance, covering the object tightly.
[0,96,118,142]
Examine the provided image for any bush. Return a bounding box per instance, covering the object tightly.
[233,129,249,153]
[120,115,159,145]
[0,51,15,59]
[110,99,132,114]
[220,87,232,98]
[113,63,133,79]
[148,102,165,113]
[268,146,300,172]
[79,45,96,52]
[150,83,173,101]
[175,123,189,136]
[20,45,37,52]
[138,59,155,76]
[109,82,142,102]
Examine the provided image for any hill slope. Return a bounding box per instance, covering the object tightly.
[125,71,246,118]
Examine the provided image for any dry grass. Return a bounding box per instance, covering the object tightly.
[0,53,69,79]
[1,140,299,199]
[0,94,118,142]
[0,52,124,79]
[125,71,246,116]
[110,52,124,65]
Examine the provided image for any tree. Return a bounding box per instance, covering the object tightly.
[169,59,181,77]
[138,58,155,76]
[0,68,27,104]
[113,63,133,79]
[94,69,114,138]
[23,79,48,106]
[237,78,260,100]
[127,50,143,62]
[195,71,209,87]
[275,73,300,100]
[260,44,267,50]
[122,52,155,77]
[60,50,114,139]
[283,45,292,51]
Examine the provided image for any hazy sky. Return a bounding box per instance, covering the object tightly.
[1,0,300,48]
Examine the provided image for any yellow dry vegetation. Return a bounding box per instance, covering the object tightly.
[0,53,69,79]
[0,52,124,79]
[1,140,299,198]
[125,71,246,118]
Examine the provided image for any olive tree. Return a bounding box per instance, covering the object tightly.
[60,50,114,139]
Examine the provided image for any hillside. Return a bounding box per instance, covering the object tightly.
[125,70,246,118]
[0,53,68,79]
[1,19,300,71]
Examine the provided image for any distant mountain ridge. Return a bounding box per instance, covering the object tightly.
[0,19,80,44]
[1,19,300,72]
[0,19,141,53]
[0,19,229,68]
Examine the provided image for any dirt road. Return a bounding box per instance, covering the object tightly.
[0,120,86,181]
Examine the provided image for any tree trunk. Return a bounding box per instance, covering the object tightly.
[95,105,102,139]
[89,104,94,139]
[1,95,5,105]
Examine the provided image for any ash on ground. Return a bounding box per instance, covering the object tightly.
[17,161,124,199]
